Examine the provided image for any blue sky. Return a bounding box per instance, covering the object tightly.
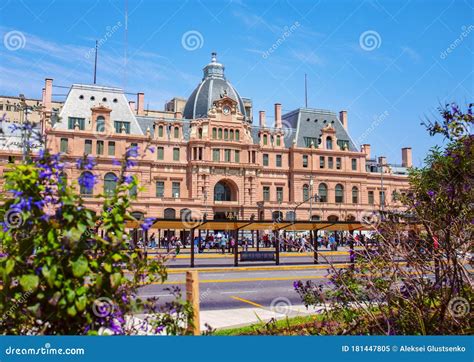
[1,0,473,165]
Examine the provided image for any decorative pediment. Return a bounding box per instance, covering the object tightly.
[91,105,112,113]
[321,123,336,134]
[213,95,238,108]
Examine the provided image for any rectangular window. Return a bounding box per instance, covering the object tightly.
[156,181,164,197]
[172,182,180,198]
[60,138,68,153]
[84,140,92,155]
[263,186,270,201]
[108,141,115,156]
[235,130,240,141]
[97,140,104,155]
[302,155,308,168]
[352,158,357,171]
[224,149,231,162]
[234,150,240,163]
[328,157,334,169]
[174,127,179,138]
[157,147,164,160]
[379,191,385,205]
[276,136,281,146]
[320,156,325,168]
[114,121,130,134]
[173,148,180,161]
[368,191,374,205]
[303,137,318,148]
[68,117,85,130]
[336,157,341,170]
[276,187,283,202]
[158,126,164,137]
[212,128,217,139]
[276,155,282,167]
[213,149,220,162]
[263,154,269,166]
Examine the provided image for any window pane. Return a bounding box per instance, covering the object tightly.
[213,149,220,162]
[84,140,92,155]
[173,148,180,161]
[235,130,240,141]
[263,154,269,166]
[276,155,282,167]
[60,138,68,153]
[156,181,164,197]
[97,141,104,155]
[234,150,240,163]
[158,126,163,137]
[172,182,180,198]
[157,147,164,160]
[108,142,115,156]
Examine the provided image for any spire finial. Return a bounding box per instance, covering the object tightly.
[211,52,217,63]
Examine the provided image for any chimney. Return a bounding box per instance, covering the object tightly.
[361,144,371,158]
[128,101,136,112]
[259,111,266,128]
[41,88,45,105]
[378,156,386,166]
[339,110,347,130]
[402,147,412,168]
[137,92,145,116]
[44,78,53,112]
[274,103,282,128]
[174,111,182,119]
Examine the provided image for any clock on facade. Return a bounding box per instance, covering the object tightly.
[223,106,230,115]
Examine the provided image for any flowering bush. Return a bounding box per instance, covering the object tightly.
[0,139,194,335]
[294,103,473,335]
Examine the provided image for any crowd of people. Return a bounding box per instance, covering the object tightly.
[134,231,369,254]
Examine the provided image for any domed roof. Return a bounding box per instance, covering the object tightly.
[183,53,246,120]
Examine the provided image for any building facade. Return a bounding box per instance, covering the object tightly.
[1,53,412,223]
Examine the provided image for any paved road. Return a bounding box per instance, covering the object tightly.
[138,267,333,311]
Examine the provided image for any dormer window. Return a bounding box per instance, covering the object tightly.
[102,97,107,102]
[326,136,333,150]
[113,98,118,103]
[79,95,84,100]
[90,96,95,101]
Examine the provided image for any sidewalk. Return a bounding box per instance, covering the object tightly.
[200,304,323,331]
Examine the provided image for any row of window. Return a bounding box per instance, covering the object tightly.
[260,134,282,146]
[211,128,240,141]
[68,117,132,134]
[155,181,181,198]
[79,172,136,196]
[262,154,283,167]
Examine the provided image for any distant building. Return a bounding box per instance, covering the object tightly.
[1,53,412,225]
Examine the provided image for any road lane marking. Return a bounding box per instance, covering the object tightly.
[220,290,258,294]
[158,275,326,285]
[230,296,265,308]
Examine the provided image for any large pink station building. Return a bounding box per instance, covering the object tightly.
[1,53,412,223]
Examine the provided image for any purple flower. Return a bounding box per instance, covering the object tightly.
[123,175,134,184]
[112,159,121,166]
[126,146,139,158]
[141,217,155,231]
[76,156,96,170]
[78,172,96,190]
[125,159,137,169]
[147,146,155,153]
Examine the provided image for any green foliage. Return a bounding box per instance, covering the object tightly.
[0,149,192,335]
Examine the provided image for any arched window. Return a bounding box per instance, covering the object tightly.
[326,136,333,150]
[272,211,283,222]
[214,181,232,201]
[276,136,281,146]
[174,127,179,138]
[224,129,229,140]
[235,130,240,141]
[158,125,164,137]
[180,208,192,220]
[96,116,105,132]
[79,171,94,196]
[318,183,328,202]
[352,186,359,204]
[286,211,296,221]
[198,128,203,139]
[230,129,234,140]
[218,128,223,139]
[328,215,339,222]
[311,215,321,221]
[263,134,268,145]
[212,128,217,139]
[164,208,176,219]
[335,184,344,203]
[303,184,309,201]
[104,172,117,196]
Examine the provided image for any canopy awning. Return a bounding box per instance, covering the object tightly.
[125,218,372,232]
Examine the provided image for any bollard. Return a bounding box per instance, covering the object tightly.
[186,270,200,335]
